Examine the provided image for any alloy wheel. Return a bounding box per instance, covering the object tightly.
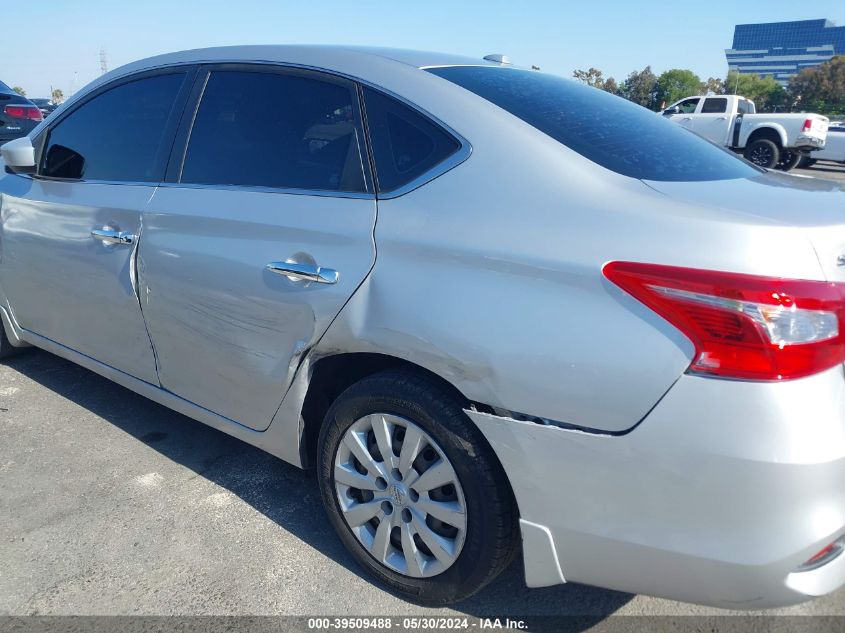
[750,145,774,166]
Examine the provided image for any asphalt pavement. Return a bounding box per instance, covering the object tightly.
[794,160,845,181]
[2,349,845,621]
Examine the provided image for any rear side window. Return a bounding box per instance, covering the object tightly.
[701,98,728,114]
[41,73,185,181]
[427,66,758,182]
[362,87,460,193]
[737,99,756,115]
[180,70,366,192]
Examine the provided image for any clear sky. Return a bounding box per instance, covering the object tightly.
[3,0,844,98]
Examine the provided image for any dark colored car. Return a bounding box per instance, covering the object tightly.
[0,81,43,143]
[29,98,58,119]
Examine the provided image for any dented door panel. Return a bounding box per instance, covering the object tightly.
[0,177,158,384]
[138,186,376,431]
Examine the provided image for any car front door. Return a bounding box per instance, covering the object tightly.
[667,97,700,130]
[138,65,377,430]
[0,70,193,383]
[692,97,731,145]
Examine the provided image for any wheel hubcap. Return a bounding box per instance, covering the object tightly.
[333,413,467,578]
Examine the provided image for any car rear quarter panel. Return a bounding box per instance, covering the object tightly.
[316,86,825,431]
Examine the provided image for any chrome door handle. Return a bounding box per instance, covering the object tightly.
[266,261,339,284]
[91,228,136,246]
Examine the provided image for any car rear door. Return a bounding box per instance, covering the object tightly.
[138,65,377,430]
[0,69,194,383]
[691,97,731,145]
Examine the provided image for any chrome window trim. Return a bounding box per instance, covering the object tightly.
[31,58,473,200]
[27,175,161,187]
[155,181,375,200]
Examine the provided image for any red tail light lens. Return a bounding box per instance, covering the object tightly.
[603,262,845,381]
[3,105,42,121]
[796,534,845,572]
[803,118,813,132]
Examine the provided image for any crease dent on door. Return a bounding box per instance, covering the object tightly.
[131,212,161,384]
[137,191,378,432]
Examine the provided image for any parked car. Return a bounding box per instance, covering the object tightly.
[3,46,845,609]
[801,123,845,166]
[29,98,58,119]
[0,80,42,143]
[662,94,828,170]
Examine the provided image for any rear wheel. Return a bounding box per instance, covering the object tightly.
[775,150,802,171]
[744,139,780,168]
[317,371,519,604]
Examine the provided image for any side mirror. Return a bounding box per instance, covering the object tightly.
[663,106,681,116]
[1,136,36,174]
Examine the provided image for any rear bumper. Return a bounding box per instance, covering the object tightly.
[796,134,826,150]
[468,365,845,609]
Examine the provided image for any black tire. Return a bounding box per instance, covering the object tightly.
[775,150,802,171]
[744,138,780,168]
[799,156,817,168]
[317,370,519,605]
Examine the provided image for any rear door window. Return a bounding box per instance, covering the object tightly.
[427,66,758,182]
[40,73,187,182]
[701,98,728,114]
[180,69,367,193]
[737,99,755,115]
[362,87,460,193]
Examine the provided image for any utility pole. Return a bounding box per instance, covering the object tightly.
[100,48,109,75]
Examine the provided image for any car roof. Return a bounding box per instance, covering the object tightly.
[132,45,495,70]
[66,45,506,111]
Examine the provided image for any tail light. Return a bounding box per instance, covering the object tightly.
[603,262,845,381]
[796,534,845,572]
[3,105,43,121]
[803,119,813,132]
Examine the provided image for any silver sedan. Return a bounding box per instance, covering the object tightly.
[2,46,845,608]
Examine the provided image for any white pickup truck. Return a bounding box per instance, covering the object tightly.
[662,95,829,170]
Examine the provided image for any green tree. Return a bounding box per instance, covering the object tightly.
[12,86,25,97]
[703,77,725,95]
[572,67,606,88]
[655,69,702,108]
[789,56,845,114]
[602,77,619,95]
[724,71,788,112]
[51,88,65,104]
[619,66,659,109]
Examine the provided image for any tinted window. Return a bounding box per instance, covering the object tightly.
[41,73,185,181]
[362,87,460,193]
[427,66,758,182]
[702,98,727,114]
[0,80,12,93]
[181,70,366,192]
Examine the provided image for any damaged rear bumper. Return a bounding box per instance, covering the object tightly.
[466,366,845,609]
